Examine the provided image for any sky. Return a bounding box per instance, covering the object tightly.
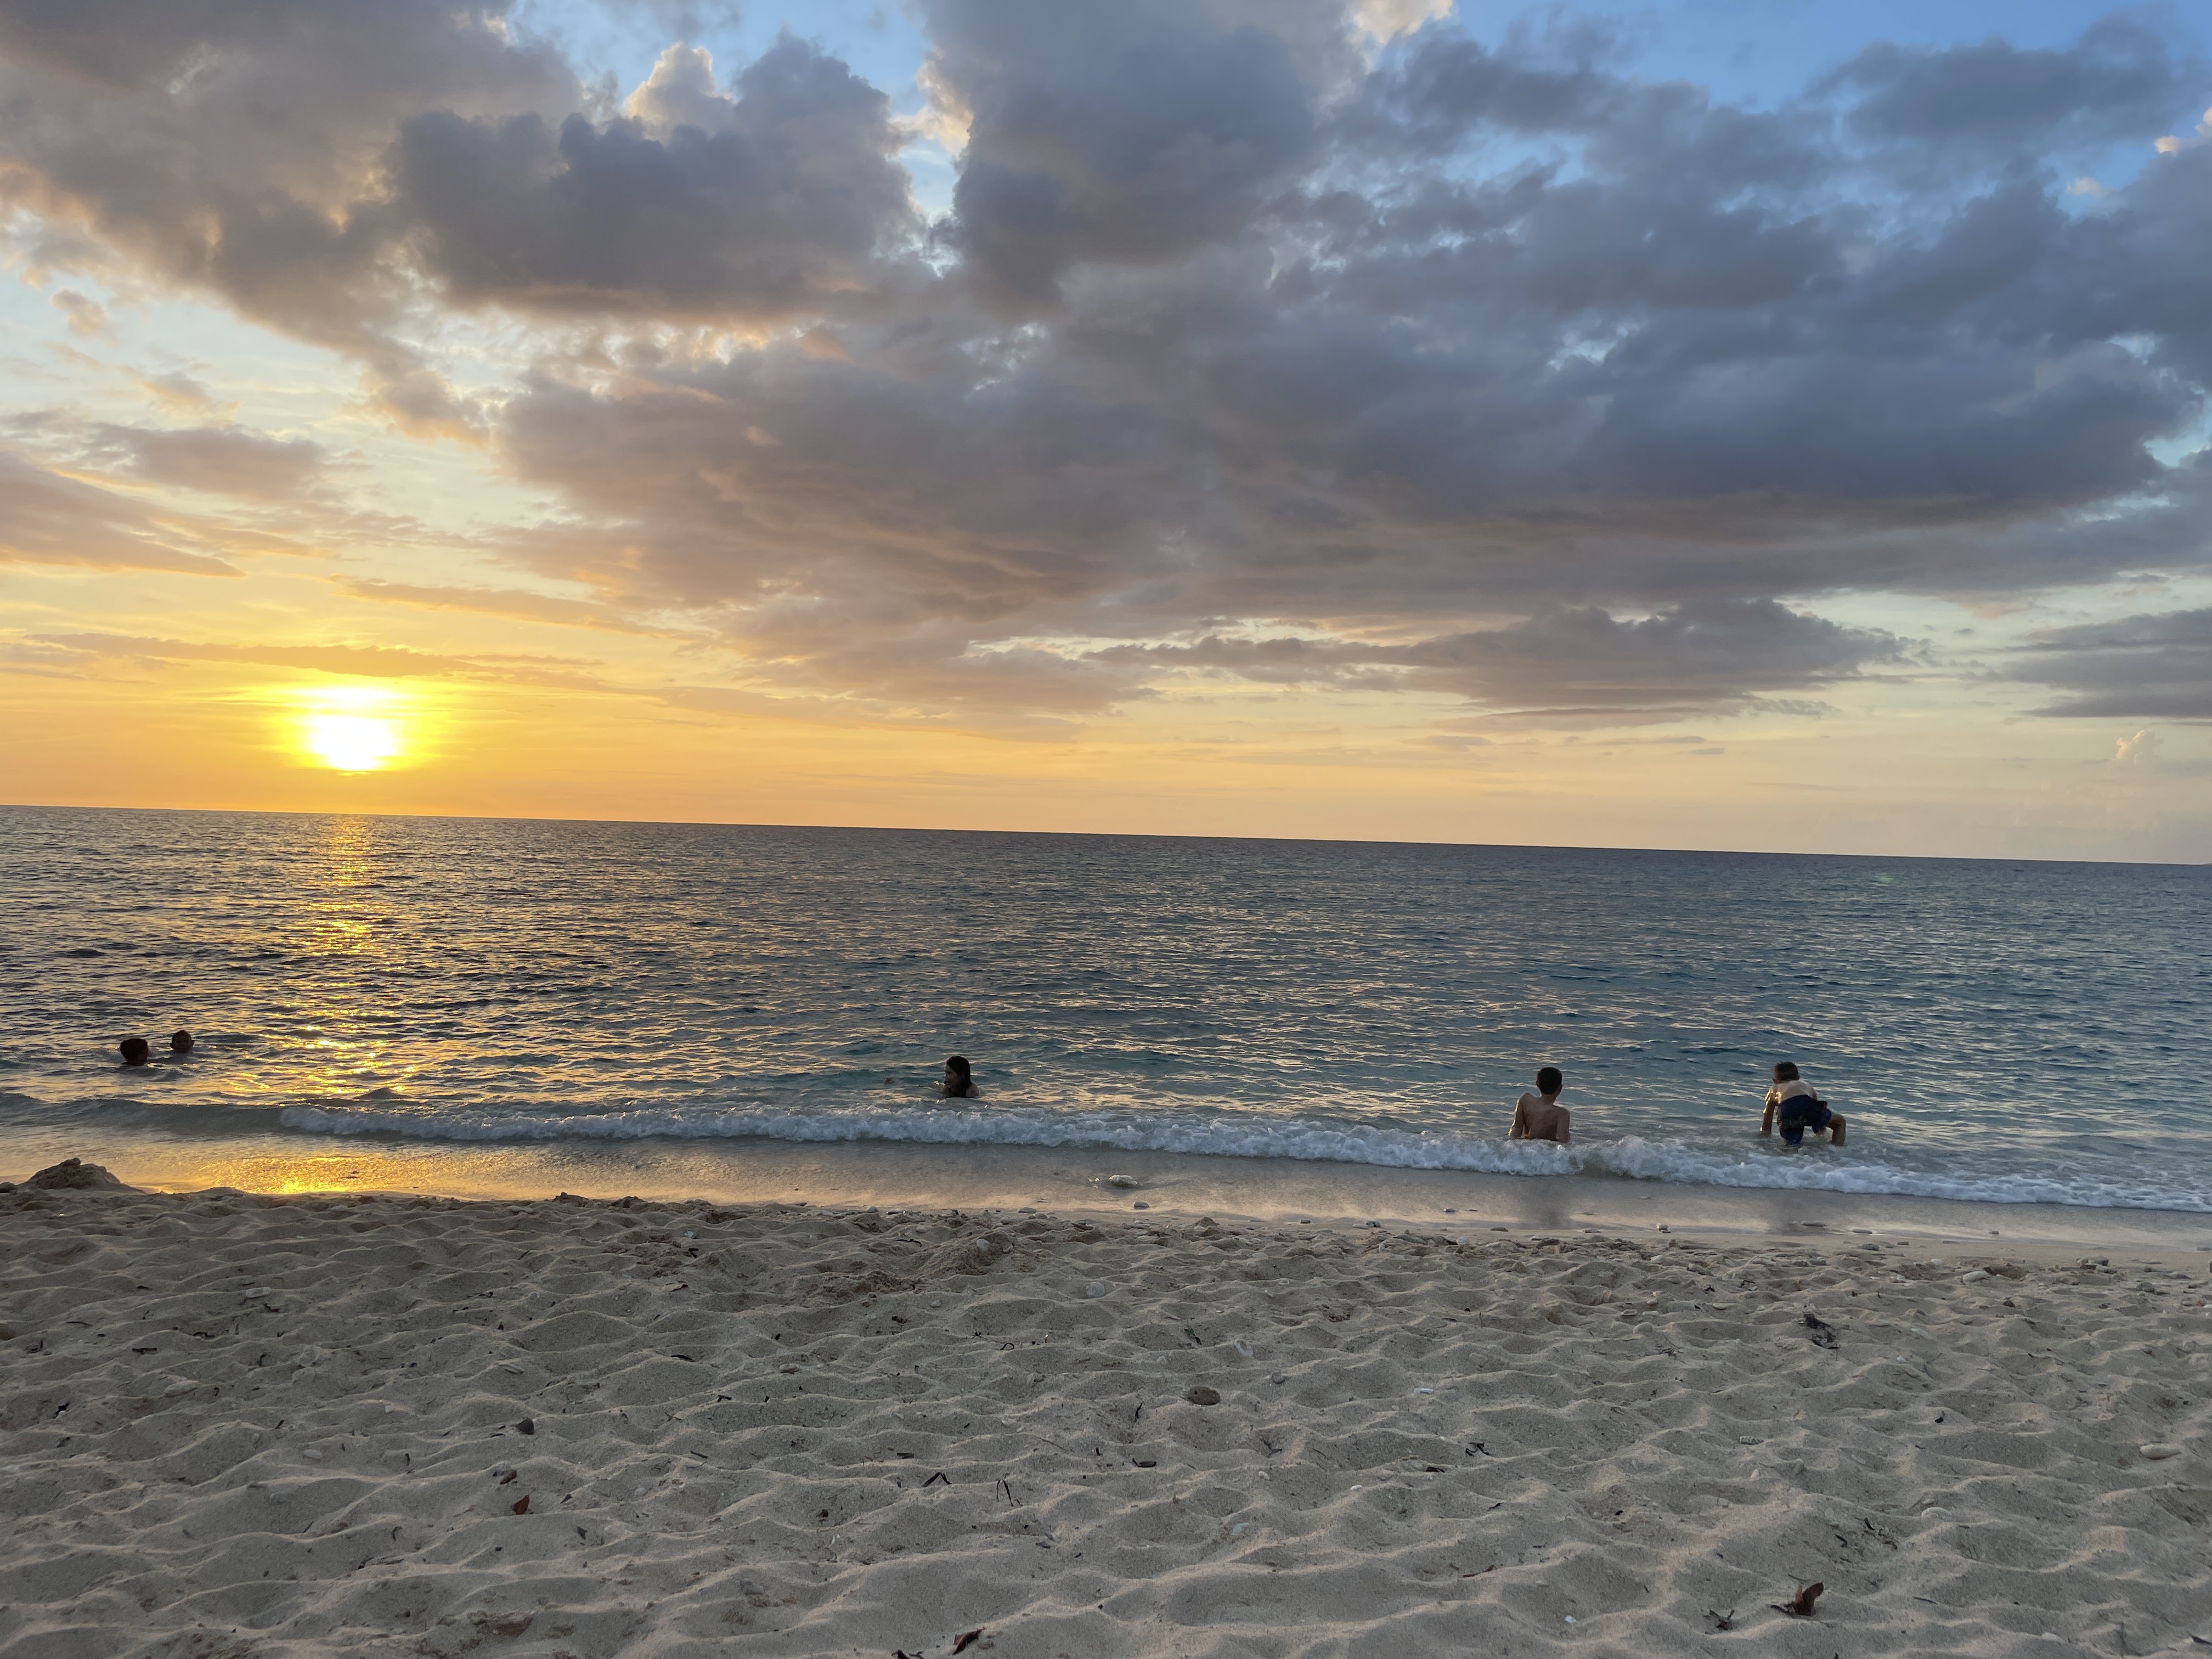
[2,0,2210,861]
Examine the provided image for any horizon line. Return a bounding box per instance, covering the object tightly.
[2,799,2203,872]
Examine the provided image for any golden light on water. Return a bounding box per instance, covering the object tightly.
[291,685,411,772]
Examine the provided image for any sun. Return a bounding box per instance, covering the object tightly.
[302,710,402,771]
[291,685,411,772]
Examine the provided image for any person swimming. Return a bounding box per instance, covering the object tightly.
[1760,1061,1845,1146]
[170,1030,194,1056]
[942,1055,978,1098]
[1509,1065,1571,1144]
[119,1036,151,1066]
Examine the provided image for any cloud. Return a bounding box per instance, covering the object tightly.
[50,287,106,336]
[1353,0,1453,43]
[390,40,917,319]
[338,578,678,636]
[622,42,737,134]
[1397,600,1899,715]
[84,424,326,499]
[0,0,579,420]
[30,630,617,692]
[1093,599,1900,720]
[33,633,478,678]
[6,4,2212,725]
[1821,16,2204,163]
[133,371,224,414]
[476,6,2212,727]
[2015,606,2212,719]
[2113,727,2159,767]
[928,0,1343,309]
[0,452,240,574]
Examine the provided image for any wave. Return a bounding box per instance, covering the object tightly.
[275,1102,2212,1214]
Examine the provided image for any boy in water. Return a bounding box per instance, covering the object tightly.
[1761,1061,1845,1146]
[1510,1066,1571,1144]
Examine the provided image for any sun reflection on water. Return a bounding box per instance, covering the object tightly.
[308,815,390,962]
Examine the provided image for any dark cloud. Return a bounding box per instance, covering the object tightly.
[0,12,909,370]
[6,3,2212,724]
[86,424,326,498]
[1398,600,1900,714]
[929,0,1340,308]
[0,0,296,90]
[1092,600,1900,720]
[482,7,2212,724]
[2015,606,2212,719]
[1822,16,2202,160]
[0,6,930,430]
[0,0,577,420]
[392,40,915,318]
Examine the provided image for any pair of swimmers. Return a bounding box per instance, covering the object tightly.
[119,1031,193,1066]
[1507,1061,1846,1147]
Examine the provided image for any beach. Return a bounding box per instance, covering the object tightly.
[4,1176,2207,1658]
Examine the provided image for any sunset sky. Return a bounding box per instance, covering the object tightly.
[3,0,2210,859]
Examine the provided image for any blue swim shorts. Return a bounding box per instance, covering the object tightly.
[1779,1103,1832,1145]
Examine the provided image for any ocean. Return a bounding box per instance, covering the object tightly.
[3,806,2208,1215]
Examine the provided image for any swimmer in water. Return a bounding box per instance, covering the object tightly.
[1509,1066,1571,1144]
[119,1036,151,1066]
[942,1055,978,1098]
[170,1030,194,1056]
[1760,1061,1845,1146]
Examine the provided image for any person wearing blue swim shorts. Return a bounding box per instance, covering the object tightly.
[1760,1060,1846,1146]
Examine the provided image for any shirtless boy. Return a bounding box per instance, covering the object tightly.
[1510,1066,1571,1144]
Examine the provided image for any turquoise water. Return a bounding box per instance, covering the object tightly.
[2,806,2207,1212]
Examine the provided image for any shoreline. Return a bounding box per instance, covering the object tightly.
[10,1130,2212,1261]
[2,1179,2207,1657]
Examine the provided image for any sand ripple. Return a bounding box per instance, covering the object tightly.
[2,1190,2208,1657]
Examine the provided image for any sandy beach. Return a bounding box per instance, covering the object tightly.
[3,1178,2208,1658]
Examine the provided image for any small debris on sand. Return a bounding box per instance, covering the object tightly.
[1773,1582,1824,1617]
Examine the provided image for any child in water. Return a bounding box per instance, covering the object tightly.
[1761,1061,1845,1146]
[941,1055,978,1098]
[1509,1066,1571,1144]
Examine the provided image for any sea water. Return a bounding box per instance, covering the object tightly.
[2,806,2207,1214]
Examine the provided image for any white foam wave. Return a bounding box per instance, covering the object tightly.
[1581,1136,2209,1211]
[276,1102,2212,1214]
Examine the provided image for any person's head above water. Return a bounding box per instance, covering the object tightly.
[943,1055,973,1095]
[1536,1065,1562,1097]
[170,1030,193,1055]
[1773,1060,1801,1083]
[119,1036,150,1066]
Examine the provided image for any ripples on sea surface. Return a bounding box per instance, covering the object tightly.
[2,806,2208,1212]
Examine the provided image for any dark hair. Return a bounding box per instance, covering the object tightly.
[946,1055,972,1081]
[1536,1065,1562,1094]
[170,1030,194,1053]
[1773,1060,1800,1082]
[119,1036,150,1064]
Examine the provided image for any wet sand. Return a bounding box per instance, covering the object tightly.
[23,1129,2212,1256]
[2,1178,2208,1657]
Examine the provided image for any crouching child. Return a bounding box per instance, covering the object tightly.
[1760,1062,1844,1146]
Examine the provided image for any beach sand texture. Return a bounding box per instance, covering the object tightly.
[2,1186,2207,1658]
